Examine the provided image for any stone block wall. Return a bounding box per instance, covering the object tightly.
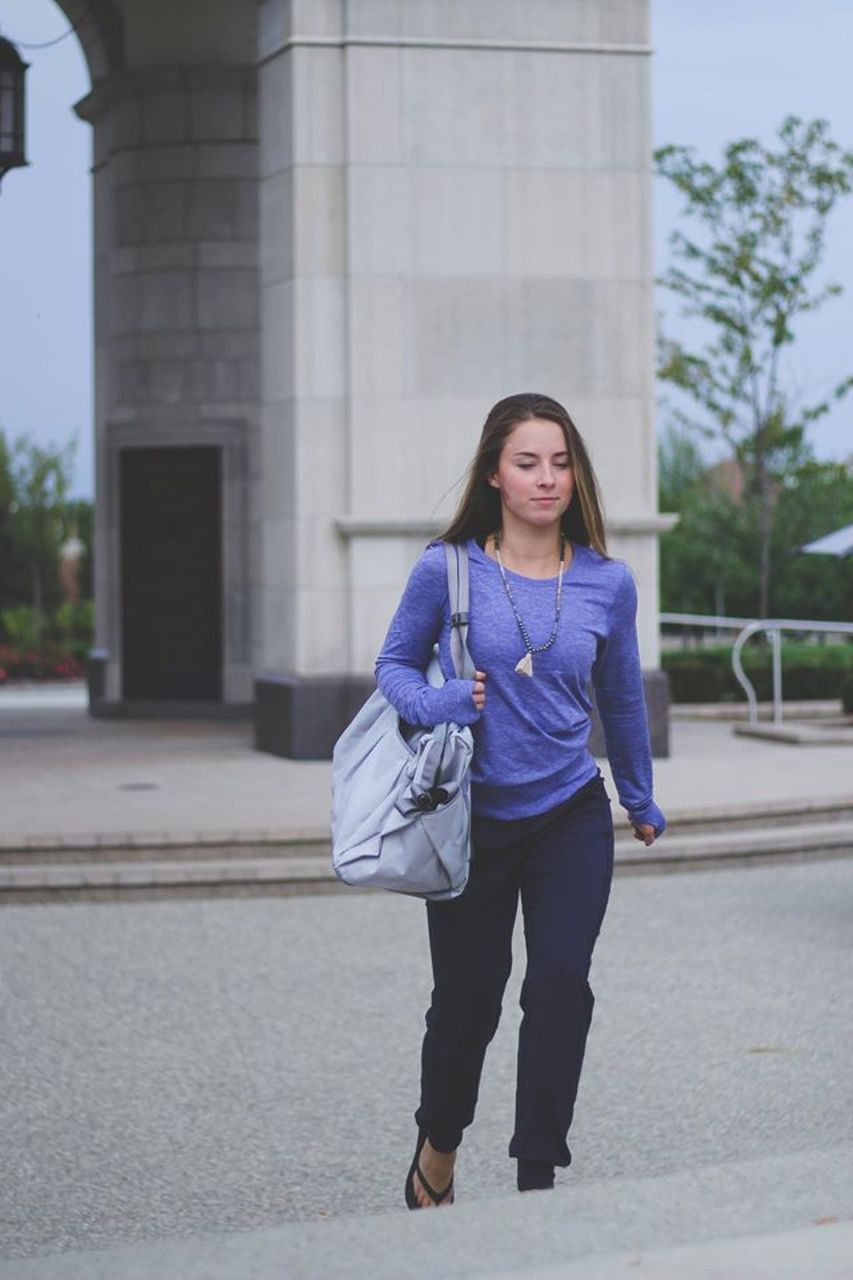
[257,0,670,684]
[76,64,259,703]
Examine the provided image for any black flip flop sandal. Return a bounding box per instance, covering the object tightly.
[404,1131,455,1209]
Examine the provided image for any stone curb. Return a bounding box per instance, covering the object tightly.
[2,1144,850,1280]
[734,722,853,745]
[0,828,331,853]
[2,820,852,895]
[2,795,852,856]
[669,698,846,721]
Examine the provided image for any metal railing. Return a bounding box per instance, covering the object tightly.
[660,612,853,727]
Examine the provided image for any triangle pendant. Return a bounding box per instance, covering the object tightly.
[515,652,534,678]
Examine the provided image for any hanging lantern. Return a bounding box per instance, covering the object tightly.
[0,37,28,189]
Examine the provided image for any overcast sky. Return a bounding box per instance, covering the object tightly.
[0,0,851,499]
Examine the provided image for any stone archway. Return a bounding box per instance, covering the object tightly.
[39,0,671,754]
[53,0,260,714]
[51,0,124,81]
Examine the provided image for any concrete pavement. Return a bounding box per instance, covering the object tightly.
[1,682,852,1277]
[2,684,853,849]
[3,1153,852,1278]
[1,857,852,1275]
[3,684,853,901]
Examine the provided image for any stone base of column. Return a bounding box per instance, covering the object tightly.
[254,674,376,760]
[253,669,671,761]
[589,668,671,759]
[86,648,109,704]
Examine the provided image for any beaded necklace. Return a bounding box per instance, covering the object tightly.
[492,530,567,678]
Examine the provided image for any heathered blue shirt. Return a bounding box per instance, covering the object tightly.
[374,537,666,836]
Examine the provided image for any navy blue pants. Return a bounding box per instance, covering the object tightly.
[414,771,615,1187]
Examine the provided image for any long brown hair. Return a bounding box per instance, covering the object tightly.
[439,393,609,556]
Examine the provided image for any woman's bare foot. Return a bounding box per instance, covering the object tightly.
[413,1139,456,1207]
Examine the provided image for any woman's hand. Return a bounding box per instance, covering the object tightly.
[472,670,487,711]
[632,823,656,847]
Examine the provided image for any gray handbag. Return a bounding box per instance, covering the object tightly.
[331,542,476,901]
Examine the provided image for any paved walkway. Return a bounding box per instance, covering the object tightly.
[1,857,851,1275]
[2,684,853,848]
[1,683,851,1277]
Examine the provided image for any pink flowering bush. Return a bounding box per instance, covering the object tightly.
[0,599,92,683]
[0,644,84,683]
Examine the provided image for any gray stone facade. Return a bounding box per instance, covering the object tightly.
[60,0,673,754]
[75,55,259,707]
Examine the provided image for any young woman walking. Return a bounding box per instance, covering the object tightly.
[374,393,666,1208]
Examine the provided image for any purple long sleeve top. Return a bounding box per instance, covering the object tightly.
[374,537,666,836]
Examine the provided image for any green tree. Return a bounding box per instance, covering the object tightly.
[771,457,853,621]
[658,426,756,619]
[659,425,853,626]
[655,115,853,618]
[0,430,78,646]
[657,418,704,512]
[0,432,26,610]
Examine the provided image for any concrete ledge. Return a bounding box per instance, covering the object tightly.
[671,699,846,721]
[3,821,852,901]
[2,1144,850,1280]
[485,1221,853,1279]
[254,673,374,759]
[734,722,853,745]
[4,798,853,859]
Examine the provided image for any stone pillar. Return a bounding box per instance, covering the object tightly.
[254,0,356,754]
[256,0,671,757]
[76,65,259,711]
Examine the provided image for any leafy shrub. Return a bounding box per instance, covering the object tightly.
[664,659,727,703]
[53,599,94,642]
[662,643,853,703]
[0,605,41,650]
[0,600,93,677]
[51,601,94,662]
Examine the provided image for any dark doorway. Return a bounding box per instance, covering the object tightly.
[120,447,222,700]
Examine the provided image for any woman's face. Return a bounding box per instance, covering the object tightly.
[488,417,574,531]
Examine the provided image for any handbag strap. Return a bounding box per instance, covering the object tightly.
[444,542,476,681]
